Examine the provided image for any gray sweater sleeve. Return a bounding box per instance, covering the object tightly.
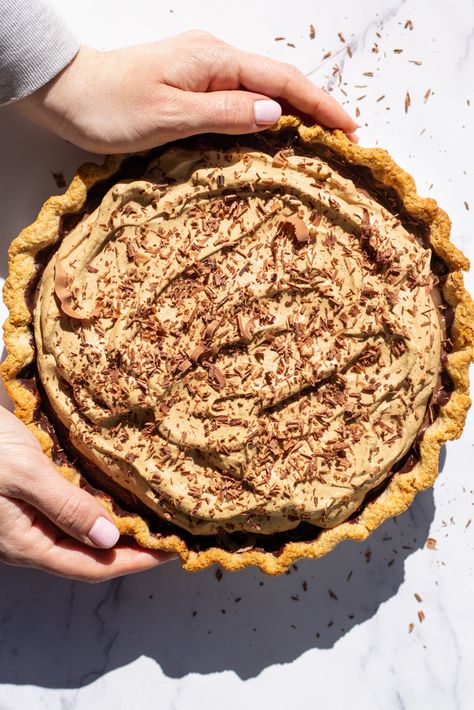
[0,0,80,105]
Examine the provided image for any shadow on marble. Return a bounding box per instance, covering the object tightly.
[0,462,442,686]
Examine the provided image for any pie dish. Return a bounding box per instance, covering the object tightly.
[2,116,473,574]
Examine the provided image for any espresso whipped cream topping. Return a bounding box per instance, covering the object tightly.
[34,146,442,535]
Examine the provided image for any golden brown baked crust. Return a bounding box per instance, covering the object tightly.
[2,116,473,575]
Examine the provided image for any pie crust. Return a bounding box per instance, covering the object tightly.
[2,116,473,574]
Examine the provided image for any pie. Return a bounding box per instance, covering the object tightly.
[2,116,473,574]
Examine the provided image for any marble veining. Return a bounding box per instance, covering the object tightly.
[0,0,473,708]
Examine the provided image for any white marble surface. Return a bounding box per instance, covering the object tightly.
[0,0,474,708]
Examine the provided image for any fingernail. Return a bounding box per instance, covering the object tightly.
[254,100,282,126]
[88,517,120,548]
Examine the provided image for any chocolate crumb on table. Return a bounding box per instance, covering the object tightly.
[51,171,66,188]
[405,91,411,113]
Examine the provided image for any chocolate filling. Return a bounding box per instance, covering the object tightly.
[18,126,454,555]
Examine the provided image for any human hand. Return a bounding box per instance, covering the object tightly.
[0,406,176,582]
[14,30,358,154]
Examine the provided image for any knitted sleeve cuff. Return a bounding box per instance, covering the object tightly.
[0,0,80,105]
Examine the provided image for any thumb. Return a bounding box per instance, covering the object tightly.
[178,90,282,135]
[17,457,120,549]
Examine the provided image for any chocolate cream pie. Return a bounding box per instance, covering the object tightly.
[2,117,473,574]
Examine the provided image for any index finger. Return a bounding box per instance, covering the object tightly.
[231,49,357,133]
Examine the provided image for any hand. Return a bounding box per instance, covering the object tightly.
[14,30,358,154]
[0,406,176,582]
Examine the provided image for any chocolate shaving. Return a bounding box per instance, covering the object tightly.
[404,91,411,113]
[177,358,193,375]
[272,148,294,168]
[208,364,226,389]
[190,343,219,363]
[204,319,221,341]
[282,215,310,243]
[361,208,371,234]
[237,314,257,341]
